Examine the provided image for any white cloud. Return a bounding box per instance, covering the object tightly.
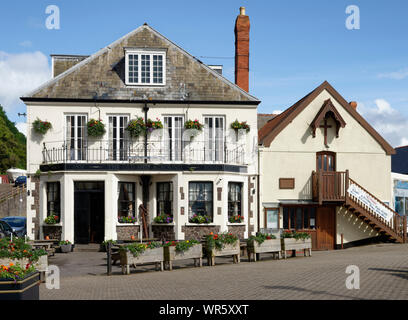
[378,68,408,80]
[358,99,408,147]
[19,41,32,48]
[0,51,51,111]
[15,122,27,136]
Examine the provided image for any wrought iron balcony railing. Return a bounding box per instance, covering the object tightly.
[42,139,247,165]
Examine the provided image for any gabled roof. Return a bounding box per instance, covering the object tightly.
[258,81,395,155]
[22,24,260,104]
[310,98,346,138]
[257,113,278,131]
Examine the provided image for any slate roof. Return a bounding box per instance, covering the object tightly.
[392,146,408,174]
[22,24,260,104]
[257,113,278,131]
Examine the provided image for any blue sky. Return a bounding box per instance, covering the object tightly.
[0,0,407,146]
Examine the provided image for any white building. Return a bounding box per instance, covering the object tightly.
[22,10,260,244]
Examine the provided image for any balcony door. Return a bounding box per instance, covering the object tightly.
[164,116,183,161]
[109,115,129,161]
[204,116,224,162]
[66,115,87,161]
[316,151,336,172]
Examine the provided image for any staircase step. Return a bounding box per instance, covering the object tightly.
[73,244,101,252]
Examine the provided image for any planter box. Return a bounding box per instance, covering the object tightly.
[206,242,240,266]
[281,238,312,259]
[0,255,48,273]
[120,247,164,275]
[60,244,72,253]
[163,244,203,270]
[247,239,282,262]
[0,272,40,300]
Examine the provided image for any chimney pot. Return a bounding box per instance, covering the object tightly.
[240,7,246,16]
[349,101,357,110]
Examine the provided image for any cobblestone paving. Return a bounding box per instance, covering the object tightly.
[40,243,408,300]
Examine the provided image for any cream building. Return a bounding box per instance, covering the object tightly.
[258,81,406,249]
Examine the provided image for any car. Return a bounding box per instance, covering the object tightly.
[14,176,27,187]
[0,217,26,237]
[0,220,18,238]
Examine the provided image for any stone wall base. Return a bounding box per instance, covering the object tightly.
[152,225,175,240]
[116,225,140,241]
[227,225,246,239]
[181,225,221,241]
[42,225,62,241]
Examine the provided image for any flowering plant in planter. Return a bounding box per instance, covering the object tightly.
[125,117,146,138]
[0,263,37,282]
[59,240,71,245]
[146,118,163,133]
[153,214,173,224]
[0,238,47,263]
[44,214,59,225]
[247,233,276,246]
[229,215,244,223]
[230,119,250,133]
[189,214,212,224]
[281,231,311,240]
[184,119,203,131]
[87,119,106,137]
[205,232,238,252]
[118,216,137,224]
[120,241,162,258]
[163,239,200,253]
[33,118,52,135]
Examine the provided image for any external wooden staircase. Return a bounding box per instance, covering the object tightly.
[312,170,407,244]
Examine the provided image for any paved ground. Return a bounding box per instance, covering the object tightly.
[40,243,408,300]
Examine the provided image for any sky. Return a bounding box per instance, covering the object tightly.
[0,0,408,147]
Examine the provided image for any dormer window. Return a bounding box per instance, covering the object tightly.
[125,49,166,86]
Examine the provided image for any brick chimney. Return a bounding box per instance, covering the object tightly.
[235,7,250,92]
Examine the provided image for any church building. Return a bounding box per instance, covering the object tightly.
[258,81,407,249]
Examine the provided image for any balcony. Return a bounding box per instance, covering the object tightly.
[312,170,348,203]
[41,139,247,167]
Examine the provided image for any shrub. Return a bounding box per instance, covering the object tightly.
[163,239,200,253]
[0,237,47,263]
[0,263,37,282]
[229,215,244,223]
[153,214,173,224]
[247,233,276,246]
[281,231,311,240]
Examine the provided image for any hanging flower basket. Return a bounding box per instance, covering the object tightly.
[87,119,106,137]
[231,119,250,133]
[184,119,203,131]
[146,118,163,133]
[125,117,146,138]
[33,118,52,135]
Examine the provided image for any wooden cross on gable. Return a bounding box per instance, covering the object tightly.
[319,118,332,147]
[310,99,347,147]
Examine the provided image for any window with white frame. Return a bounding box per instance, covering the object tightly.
[125,50,166,85]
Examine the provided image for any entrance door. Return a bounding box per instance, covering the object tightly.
[316,207,335,250]
[74,182,105,244]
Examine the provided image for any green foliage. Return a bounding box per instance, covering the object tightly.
[87,119,106,137]
[33,118,52,134]
[126,117,146,138]
[230,119,250,132]
[247,233,276,246]
[59,240,71,245]
[44,214,59,225]
[229,215,244,223]
[205,232,238,253]
[118,216,137,224]
[120,241,162,257]
[189,214,212,224]
[0,105,26,173]
[0,262,37,281]
[184,119,203,130]
[0,237,47,263]
[153,214,173,224]
[163,239,200,253]
[282,231,311,240]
